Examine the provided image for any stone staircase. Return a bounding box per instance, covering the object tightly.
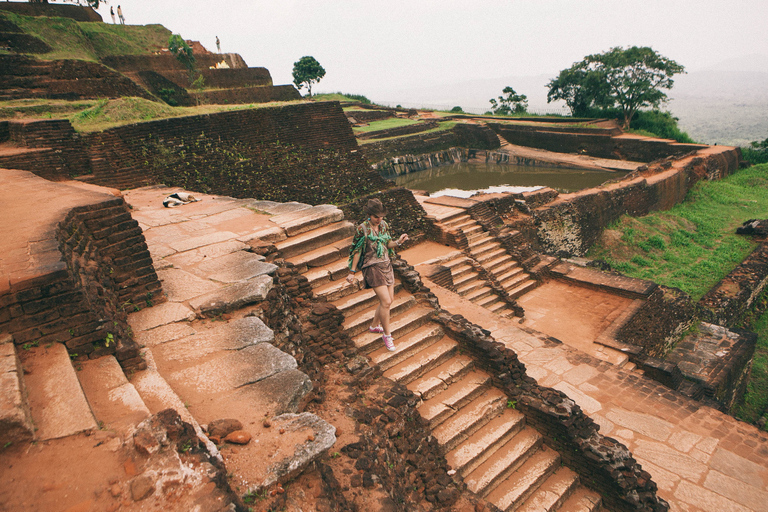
[277,212,602,511]
[441,211,538,300]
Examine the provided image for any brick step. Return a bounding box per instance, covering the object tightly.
[383,336,458,385]
[470,241,500,259]
[285,237,352,274]
[274,221,355,259]
[77,355,151,436]
[456,277,483,295]
[495,265,524,283]
[268,204,345,237]
[353,308,435,354]
[463,225,484,238]
[367,322,445,371]
[451,263,475,281]
[476,247,506,264]
[499,271,530,291]
[465,426,544,496]
[418,370,491,428]
[507,279,538,299]
[304,258,350,288]
[0,336,33,443]
[313,269,363,302]
[332,284,404,318]
[465,285,494,302]
[468,233,493,249]
[515,466,579,512]
[446,408,526,477]
[442,213,472,228]
[22,343,98,441]
[432,387,507,452]
[477,293,503,309]
[556,486,602,512]
[484,446,560,508]
[406,354,474,400]
[343,294,415,337]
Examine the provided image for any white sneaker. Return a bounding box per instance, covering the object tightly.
[382,334,396,352]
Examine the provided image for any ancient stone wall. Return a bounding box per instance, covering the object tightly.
[101,53,248,72]
[357,121,437,140]
[487,122,706,163]
[155,68,273,89]
[699,241,768,327]
[344,109,395,123]
[0,119,91,180]
[55,198,162,371]
[361,124,500,163]
[189,84,300,105]
[373,147,464,177]
[532,150,741,256]
[0,55,155,102]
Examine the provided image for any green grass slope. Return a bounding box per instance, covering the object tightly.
[2,11,171,61]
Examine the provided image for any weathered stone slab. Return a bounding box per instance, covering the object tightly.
[703,469,768,511]
[605,408,673,442]
[134,322,196,347]
[156,268,219,302]
[632,439,708,481]
[190,275,274,316]
[24,343,98,440]
[252,201,311,215]
[709,447,767,489]
[423,195,478,209]
[0,336,34,444]
[168,343,297,395]
[197,251,274,283]
[129,302,196,332]
[164,240,248,268]
[553,381,602,414]
[257,412,336,489]
[168,231,239,253]
[269,204,344,237]
[231,369,312,416]
[674,480,750,512]
[152,317,274,369]
[238,225,287,243]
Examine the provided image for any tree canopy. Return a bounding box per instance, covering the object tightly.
[292,56,326,97]
[547,46,685,128]
[168,34,195,73]
[489,86,528,115]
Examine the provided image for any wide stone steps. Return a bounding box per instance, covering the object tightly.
[343,293,415,337]
[285,236,353,273]
[464,426,544,496]
[383,337,461,386]
[404,354,475,400]
[313,275,363,303]
[303,258,350,288]
[508,279,538,299]
[275,220,355,259]
[353,308,436,353]
[432,387,508,452]
[446,408,526,478]
[333,284,405,318]
[557,486,603,512]
[515,466,579,512]
[417,370,491,428]
[484,446,561,509]
[367,323,445,371]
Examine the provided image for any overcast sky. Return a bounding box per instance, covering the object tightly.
[93,0,768,108]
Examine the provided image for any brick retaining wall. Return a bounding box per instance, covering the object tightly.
[361,124,500,163]
[0,3,101,21]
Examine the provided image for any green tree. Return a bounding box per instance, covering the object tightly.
[292,56,326,97]
[168,34,195,74]
[489,86,528,115]
[547,46,685,128]
[742,137,768,165]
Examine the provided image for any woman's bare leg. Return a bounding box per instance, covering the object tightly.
[373,285,393,336]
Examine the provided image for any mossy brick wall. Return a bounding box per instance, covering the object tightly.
[361,124,500,164]
[189,84,300,105]
[101,53,248,72]
[391,259,668,512]
[0,119,90,180]
[487,122,706,163]
[55,198,163,370]
[357,121,438,140]
[533,149,741,256]
[345,109,395,123]
[0,3,101,21]
[699,242,768,328]
[0,56,154,102]
[157,67,273,89]
[82,101,366,194]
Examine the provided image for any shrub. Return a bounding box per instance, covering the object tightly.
[741,137,768,165]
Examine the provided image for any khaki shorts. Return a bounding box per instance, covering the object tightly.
[363,260,394,289]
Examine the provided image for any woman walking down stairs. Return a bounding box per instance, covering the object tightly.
[275,212,604,511]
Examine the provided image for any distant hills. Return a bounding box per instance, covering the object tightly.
[372,54,768,147]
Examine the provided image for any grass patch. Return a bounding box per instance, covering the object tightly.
[66,97,308,132]
[353,117,419,133]
[733,293,768,428]
[5,12,171,61]
[314,92,372,104]
[587,164,768,300]
[0,98,101,119]
[356,121,458,144]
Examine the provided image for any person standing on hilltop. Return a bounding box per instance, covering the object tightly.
[117,5,124,25]
[110,6,116,24]
[346,198,409,352]
[216,36,221,53]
